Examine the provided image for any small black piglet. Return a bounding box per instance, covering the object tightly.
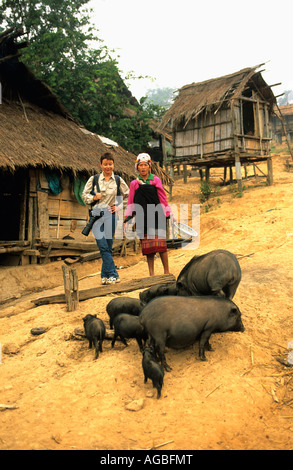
[83,314,105,360]
[111,313,148,351]
[142,346,164,399]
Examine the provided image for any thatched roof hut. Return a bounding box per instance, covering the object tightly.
[161,65,276,128]
[160,65,277,189]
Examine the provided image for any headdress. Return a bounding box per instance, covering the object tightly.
[135,153,151,171]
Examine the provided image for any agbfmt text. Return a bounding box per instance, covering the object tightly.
[143,454,193,465]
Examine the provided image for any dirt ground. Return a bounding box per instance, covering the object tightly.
[0,151,293,450]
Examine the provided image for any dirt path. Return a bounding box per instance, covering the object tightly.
[0,153,293,450]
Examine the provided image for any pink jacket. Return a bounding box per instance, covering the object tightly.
[124,175,171,221]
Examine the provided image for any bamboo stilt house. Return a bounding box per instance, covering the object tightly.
[0,27,171,265]
[160,65,277,189]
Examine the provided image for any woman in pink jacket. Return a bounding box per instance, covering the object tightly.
[124,153,172,276]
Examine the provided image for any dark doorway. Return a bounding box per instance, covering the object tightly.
[243,100,255,136]
[0,169,27,240]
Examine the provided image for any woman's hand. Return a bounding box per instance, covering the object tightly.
[109,204,118,213]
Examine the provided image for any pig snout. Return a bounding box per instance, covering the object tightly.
[228,307,245,333]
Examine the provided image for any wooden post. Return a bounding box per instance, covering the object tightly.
[62,265,79,311]
[235,155,243,193]
[229,166,233,183]
[183,164,188,184]
[267,157,273,186]
[223,167,227,182]
[205,167,210,183]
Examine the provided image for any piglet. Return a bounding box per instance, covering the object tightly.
[142,346,164,399]
[111,313,148,351]
[83,314,105,360]
[106,297,143,329]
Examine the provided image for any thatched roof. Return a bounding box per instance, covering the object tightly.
[0,100,171,184]
[161,65,277,129]
[0,27,172,185]
[273,104,293,117]
[0,100,135,179]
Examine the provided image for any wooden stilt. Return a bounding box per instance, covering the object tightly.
[235,156,243,192]
[267,157,273,185]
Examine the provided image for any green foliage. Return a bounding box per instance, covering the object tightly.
[0,0,155,154]
[199,181,212,203]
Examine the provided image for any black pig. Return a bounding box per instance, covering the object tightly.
[176,249,241,299]
[111,313,148,351]
[139,296,245,371]
[139,282,179,304]
[83,314,105,360]
[142,346,164,399]
[106,297,143,329]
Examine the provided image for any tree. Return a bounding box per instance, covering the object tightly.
[278,90,293,106]
[142,87,176,117]
[0,0,153,153]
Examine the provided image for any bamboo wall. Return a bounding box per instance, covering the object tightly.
[29,169,91,241]
[173,95,271,160]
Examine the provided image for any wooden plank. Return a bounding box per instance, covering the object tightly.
[37,190,50,238]
[33,274,176,306]
[38,240,98,251]
[48,197,88,219]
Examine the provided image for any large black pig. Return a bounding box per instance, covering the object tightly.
[139,296,245,371]
[176,249,241,299]
[106,297,143,329]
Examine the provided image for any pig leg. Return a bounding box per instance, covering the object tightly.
[155,340,171,372]
[93,338,99,360]
[205,340,214,351]
[198,329,213,361]
[154,381,162,399]
[222,282,238,299]
[111,334,127,348]
[136,338,144,352]
[119,335,128,347]
[150,334,171,371]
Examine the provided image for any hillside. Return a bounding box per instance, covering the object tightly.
[0,151,293,450]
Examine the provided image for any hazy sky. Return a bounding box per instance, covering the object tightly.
[89,0,292,101]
